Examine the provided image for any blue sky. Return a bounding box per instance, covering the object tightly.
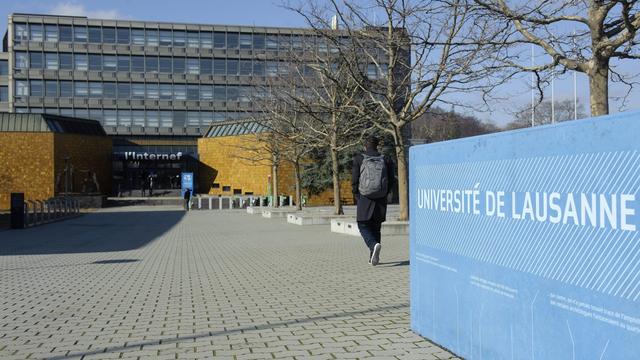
[1,0,639,126]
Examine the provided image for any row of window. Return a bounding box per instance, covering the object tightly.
[15,107,254,127]
[14,23,331,51]
[15,80,265,102]
[14,51,296,76]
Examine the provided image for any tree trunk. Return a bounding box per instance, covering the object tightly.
[330,147,344,215]
[272,160,279,208]
[394,129,409,221]
[588,60,609,117]
[294,159,303,211]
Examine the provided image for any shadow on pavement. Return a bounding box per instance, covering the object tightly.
[92,259,140,264]
[0,210,184,255]
[0,258,142,272]
[379,260,410,267]
[45,303,410,360]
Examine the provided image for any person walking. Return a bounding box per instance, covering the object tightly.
[148,174,154,197]
[140,173,148,197]
[183,188,192,211]
[352,136,395,266]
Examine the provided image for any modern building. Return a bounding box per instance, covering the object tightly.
[0,13,399,199]
[0,113,111,209]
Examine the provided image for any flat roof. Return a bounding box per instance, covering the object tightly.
[9,12,318,33]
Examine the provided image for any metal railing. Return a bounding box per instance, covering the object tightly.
[22,197,80,227]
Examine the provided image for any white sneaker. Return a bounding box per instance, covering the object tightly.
[371,243,381,266]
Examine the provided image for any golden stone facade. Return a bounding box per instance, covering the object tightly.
[197,135,354,206]
[0,132,112,210]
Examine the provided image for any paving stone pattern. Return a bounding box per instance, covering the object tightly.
[0,206,460,360]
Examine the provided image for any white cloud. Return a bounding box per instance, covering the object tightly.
[49,2,122,19]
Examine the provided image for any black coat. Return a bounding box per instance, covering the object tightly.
[352,150,395,222]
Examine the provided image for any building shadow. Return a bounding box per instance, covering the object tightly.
[0,210,184,255]
[197,162,218,194]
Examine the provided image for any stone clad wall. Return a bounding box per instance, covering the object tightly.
[53,134,113,196]
[198,135,284,196]
[197,135,354,206]
[0,132,112,210]
[0,132,55,209]
[307,180,355,206]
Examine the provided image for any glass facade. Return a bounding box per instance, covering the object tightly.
[6,81,267,102]
[13,22,310,51]
[7,17,388,136]
[14,107,250,127]
[14,51,291,76]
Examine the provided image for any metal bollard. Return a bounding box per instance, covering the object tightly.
[198,196,202,209]
[218,195,223,210]
[36,200,44,224]
[23,202,29,227]
[30,201,38,225]
[209,196,212,210]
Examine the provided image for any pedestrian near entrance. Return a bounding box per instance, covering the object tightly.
[183,188,192,211]
[352,136,395,266]
[141,176,148,197]
[148,174,154,197]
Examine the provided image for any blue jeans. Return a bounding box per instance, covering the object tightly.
[358,220,382,259]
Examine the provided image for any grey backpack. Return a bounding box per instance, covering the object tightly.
[359,154,388,199]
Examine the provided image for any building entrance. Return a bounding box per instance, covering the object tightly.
[111,138,198,197]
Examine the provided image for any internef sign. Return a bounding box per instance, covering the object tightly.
[416,188,636,231]
[409,110,640,360]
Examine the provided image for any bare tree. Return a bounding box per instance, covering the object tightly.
[411,106,499,142]
[290,0,500,220]
[225,119,284,207]
[474,0,640,116]
[280,49,370,215]
[507,98,589,129]
[256,80,316,211]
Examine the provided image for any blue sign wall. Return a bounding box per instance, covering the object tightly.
[410,111,640,360]
[181,172,193,197]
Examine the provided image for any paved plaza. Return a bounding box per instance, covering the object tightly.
[0,206,459,360]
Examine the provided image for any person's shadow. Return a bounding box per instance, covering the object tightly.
[378,260,409,267]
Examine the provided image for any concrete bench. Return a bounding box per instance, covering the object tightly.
[261,207,298,218]
[287,213,351,225]
[330,218,409,237]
